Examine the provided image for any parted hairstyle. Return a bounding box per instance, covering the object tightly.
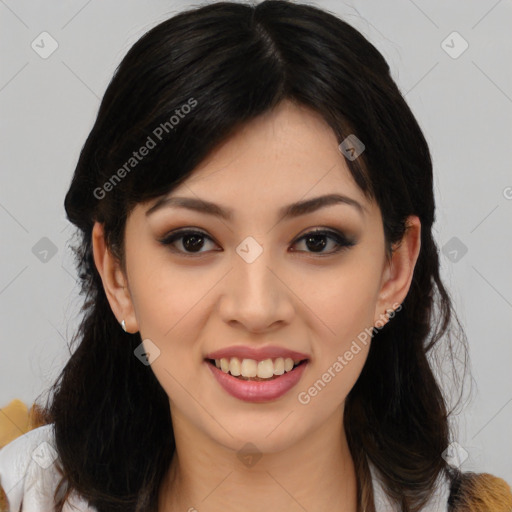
[37,1,471,511]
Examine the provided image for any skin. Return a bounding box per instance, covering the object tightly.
[92,99,421,512]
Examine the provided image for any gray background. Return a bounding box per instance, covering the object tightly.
[1,0,511,483]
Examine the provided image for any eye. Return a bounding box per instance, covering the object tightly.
[158,229,219,255]
[291,229,356,255]
[158,228,356,256]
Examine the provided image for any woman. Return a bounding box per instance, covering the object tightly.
[0,1,510,511]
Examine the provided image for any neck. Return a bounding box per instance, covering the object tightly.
[158,406,358,512]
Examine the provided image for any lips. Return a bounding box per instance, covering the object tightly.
[205,345,309,361]
[204,345,310,402]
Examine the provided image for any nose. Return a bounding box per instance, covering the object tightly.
[217,241,295,334]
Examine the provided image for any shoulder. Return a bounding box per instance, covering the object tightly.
[0,424,97,512]
[449,470,512,512]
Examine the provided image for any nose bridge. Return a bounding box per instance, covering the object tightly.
[235,234,279,302]
[220,235,293,330]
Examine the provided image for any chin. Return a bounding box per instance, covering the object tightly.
[205,413,309,455]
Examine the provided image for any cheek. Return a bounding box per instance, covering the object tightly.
[295,265,378,412]
[130,273,210,388]
[124,249,216,403]
[299,258,382,348]
[127,243,215,339]
[293,252,382,409]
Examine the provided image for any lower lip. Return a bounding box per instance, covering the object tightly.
[206,360,308,403]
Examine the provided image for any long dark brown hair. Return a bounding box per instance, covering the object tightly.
[36,1,470,511]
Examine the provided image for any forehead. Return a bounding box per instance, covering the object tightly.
[132,100,380,231]
[169,101,366,205]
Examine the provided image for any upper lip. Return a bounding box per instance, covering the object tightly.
[205,345,309,361]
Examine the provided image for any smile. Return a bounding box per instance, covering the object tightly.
[208,357,306,380]
[205,357,309,402]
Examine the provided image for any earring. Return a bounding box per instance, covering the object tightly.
[121,319,127,332]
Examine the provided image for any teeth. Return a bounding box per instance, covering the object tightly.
[229,357,241,376]
[220,358,230,373]
[257,359,274,379]
[274,357,284,375]
[240,358,257,377]
[214,356,302,379]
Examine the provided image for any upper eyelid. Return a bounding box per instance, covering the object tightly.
[158,227,355,249]
[159,226,349,239]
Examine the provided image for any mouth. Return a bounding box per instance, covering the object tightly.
[203,346,310,402]
[205,357,308,381]
[205,355,309,403]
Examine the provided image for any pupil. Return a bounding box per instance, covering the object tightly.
[184,234,204,252]
[306,235,326,252]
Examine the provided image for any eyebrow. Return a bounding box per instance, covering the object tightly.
[145,193,366,220]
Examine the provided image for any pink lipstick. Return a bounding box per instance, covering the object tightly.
[204,345,309,403]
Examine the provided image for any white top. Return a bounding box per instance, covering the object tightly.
[0,424,451,511]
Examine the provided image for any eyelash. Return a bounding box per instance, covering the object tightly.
[158,228,356,257]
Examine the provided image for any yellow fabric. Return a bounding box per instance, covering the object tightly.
[0,484,6,512]
[0,399,30,449]
[452,472,512,511]
[0,399,48,450]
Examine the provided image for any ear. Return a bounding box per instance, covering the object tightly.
[373,215,421,326]
[91,222,139,333]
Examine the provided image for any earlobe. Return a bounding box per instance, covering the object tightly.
[373,215,421,326]
[91,222,139,333]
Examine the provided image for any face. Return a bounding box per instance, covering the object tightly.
[94,99,419,455]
